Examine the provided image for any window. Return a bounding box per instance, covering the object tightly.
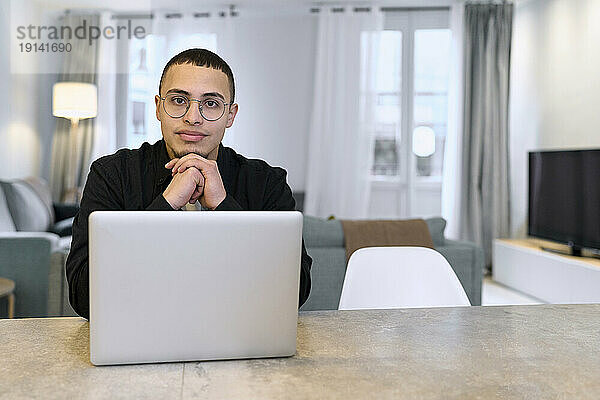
[413,29,451,178]
[371,31,402,176]
[368,10,451,219]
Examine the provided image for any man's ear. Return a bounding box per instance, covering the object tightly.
[155,95,161,121]
[225,103,238,128]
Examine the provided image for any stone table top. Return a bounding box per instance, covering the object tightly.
[1,304,600,399]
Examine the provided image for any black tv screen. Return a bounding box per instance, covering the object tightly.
[528,149,600,252]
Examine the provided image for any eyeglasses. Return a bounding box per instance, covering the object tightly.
[159,93,232,121]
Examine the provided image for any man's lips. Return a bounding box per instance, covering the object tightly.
[176,131,208,142]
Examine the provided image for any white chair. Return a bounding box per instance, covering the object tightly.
[338,247,471,310]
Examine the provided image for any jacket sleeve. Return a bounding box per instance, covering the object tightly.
[213,194,243,211]
[262,168,312,308]
[66,160,124,319]
[66,160,169,319]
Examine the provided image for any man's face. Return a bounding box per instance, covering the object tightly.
[155,63,238,160]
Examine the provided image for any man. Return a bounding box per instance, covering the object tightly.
[66,48,312,319]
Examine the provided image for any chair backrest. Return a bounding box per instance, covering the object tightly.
[339,247,470,310]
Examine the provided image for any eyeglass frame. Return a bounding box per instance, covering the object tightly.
[158,94,233,122]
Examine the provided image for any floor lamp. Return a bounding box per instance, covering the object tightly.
[52,82,98,203]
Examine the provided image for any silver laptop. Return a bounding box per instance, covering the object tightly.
[88,211,303,366]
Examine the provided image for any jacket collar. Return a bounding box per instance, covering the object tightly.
[155,140,173,189]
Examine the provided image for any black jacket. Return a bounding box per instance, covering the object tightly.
[66,139,312,319]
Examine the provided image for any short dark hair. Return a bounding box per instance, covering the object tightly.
[159,48,235,103]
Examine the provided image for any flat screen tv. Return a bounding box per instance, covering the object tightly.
[528,149,600,256]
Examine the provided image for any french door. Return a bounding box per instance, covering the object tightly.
[368,10,451,219]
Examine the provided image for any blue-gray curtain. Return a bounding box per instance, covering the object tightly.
[460,2,513,269]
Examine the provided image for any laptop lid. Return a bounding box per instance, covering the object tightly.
[89,211,302,366]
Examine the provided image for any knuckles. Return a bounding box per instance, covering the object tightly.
[188,168,204,181]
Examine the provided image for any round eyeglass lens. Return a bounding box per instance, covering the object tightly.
[199,98,225,121]
[164,94,189,118]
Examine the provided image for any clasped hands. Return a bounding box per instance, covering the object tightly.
[162,154,227,210]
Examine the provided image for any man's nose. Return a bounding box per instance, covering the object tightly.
[184,100,204,125]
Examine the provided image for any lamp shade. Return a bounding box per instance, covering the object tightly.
[412,126,436,157]
[52,82,98,120]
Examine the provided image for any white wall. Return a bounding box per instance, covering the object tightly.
[509,0,600,237]
[225,14,316,192]
[0,1,61,181]
[0,1,41,180]
[0,1,11,177]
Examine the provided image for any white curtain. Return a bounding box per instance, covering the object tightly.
[134,10,234,145]
[149,10,235,78]
[304,8,383,219]
[91,12,118,163]
[441,3,465,239]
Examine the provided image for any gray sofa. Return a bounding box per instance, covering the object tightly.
[0,178,77,318]
[299,216,484,310]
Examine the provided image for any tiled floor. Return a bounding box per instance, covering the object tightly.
[481,276,544,306]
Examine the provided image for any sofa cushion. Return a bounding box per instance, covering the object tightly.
[299,247,347,311]
[436,240,483,305]
[425,217,447,247]
[340,219,435,262]
[303,215,344,247]
[1,180,53,232]
[24,177,56,224]
[303,215,447,248]
[0,185,16,232]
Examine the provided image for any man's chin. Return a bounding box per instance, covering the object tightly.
[173,143,213,159]
[174,149,208,159]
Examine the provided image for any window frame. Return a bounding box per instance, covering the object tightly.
[370,9,450,218]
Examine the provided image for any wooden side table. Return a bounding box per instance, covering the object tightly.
[0,277,15,318]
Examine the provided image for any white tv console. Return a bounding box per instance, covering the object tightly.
[493,239,600,304]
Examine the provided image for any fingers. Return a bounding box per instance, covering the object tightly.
[183,167,205,185]
[189,171,205,204]
[172,154,217,176]
[190,193,202,204]
[175,160,218,178]
[163,166,205,210]
[189,190,202,204]
[171,153,202,173]
[189,181,204,203]
[165,158,179,169]
[165,157,223,209]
